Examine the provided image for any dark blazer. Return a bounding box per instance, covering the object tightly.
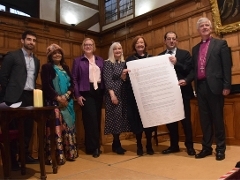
[192,38,232,94]
[159,48,194,100]
[0,49,40,103]
[41,62,74,105]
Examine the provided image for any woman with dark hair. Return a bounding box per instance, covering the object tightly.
[125,35,156,156]
[41,43,78,165]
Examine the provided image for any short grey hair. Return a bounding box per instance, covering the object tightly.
[196,17,212,29]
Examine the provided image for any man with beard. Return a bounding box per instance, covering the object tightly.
[0,30,40,170]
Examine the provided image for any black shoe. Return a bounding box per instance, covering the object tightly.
[216,151,225,161]
[187,148,196,156]
[11,161,20,171]
[146,147,154,155]
[113,146,127,153]
[120,147,127,152]
[113,147,125,155]
[235,161,240,167]
[137,148,143,156]
[162,147,180,154]
[195,149,212,159]
[25,155,39,164]
[92,149,101,158]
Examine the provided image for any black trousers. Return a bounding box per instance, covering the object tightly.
[166,97,193,149]
[197,80,226,153]
[9,90,34,156]
[81,84,103,152]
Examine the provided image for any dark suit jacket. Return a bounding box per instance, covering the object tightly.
[192,38,232,95]
[0,49,40,103]
[159,48,194,100]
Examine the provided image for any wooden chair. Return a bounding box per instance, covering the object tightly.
[0,129,20,177]
[153,126,169,146]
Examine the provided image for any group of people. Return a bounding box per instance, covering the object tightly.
[0,16,232,171]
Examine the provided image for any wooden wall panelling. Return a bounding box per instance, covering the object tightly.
[191,36,201,49]
[187,99,202,142]
[142,31,152,50]
[165,24,176,37]
[153,46,164,56]
[100,32,116,46]
[224,102,235,143]
[0,32,5,48]
[36,54,48,87]
[224,34,239,48]
[74,102,85,148]
[72,43,82,57]
[177,39,190,52]
[36,37,48,55]
[130,20,149,35]
[151,11,170,26]
[68,30,85,42]
[153,28,164,47]
[6,32,21,50]
[115,27,129,39]
[120,39,127,59]
[125,37,134,57]
[99,45,109,60]
[64,58,72,70]
[175,20,189,38]
[95,48,101,59]
[61,41,71,57]
[233,99,240,140]
[232,75,240,85]
[190,14,203,37]
[231,51,240,73]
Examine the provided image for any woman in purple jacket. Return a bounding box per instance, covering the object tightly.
[72,38,104,158]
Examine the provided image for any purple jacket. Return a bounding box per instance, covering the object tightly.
[72,55,104,98]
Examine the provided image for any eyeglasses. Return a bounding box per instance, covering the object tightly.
[84,44,93,47]
[166,37,177,41]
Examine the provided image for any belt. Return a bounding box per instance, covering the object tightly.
[23,90,33,93]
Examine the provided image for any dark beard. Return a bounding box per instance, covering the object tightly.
[24,44,34,51]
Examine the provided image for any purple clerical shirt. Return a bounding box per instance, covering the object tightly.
[197,39,210,80]
[72,55,105,98]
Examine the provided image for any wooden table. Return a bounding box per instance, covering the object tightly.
[0,106,58,180]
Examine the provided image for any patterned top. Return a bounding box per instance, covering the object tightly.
[103,60,131,134]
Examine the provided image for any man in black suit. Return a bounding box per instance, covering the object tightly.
[0,30,40,169]
[159,31,195,156]
[192,17,232,161]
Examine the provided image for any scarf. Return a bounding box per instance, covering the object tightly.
[53,65,75,129]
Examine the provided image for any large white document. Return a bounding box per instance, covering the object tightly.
[126,55,184,128]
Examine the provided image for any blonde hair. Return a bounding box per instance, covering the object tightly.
[81,38,96,52]
[107,42,125,63]
[197,17,212,29]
